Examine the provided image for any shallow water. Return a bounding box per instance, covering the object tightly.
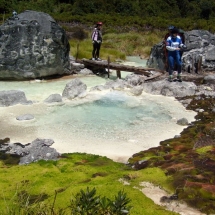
[0,57,196,162]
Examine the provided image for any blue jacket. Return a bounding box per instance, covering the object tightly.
[166,35,183,53]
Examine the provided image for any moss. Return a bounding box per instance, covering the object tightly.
[0,152,20,165]
[196,146,213,154]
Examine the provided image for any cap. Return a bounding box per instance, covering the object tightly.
[97,22,103,26]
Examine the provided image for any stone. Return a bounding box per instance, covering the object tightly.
[125,73,145,86]
[16,114,34,121]
[204,75,215,84]
[104,79,128,90]
[79,68,94,75]
[180,98,192,107]
[130,86,143,96]
[0,138,60,164]
[62,78,87,99]
[177,118,189,126]
[0,10,70,80]
[70,62,85,74]
[142,80,197,97]
[44,94,62,103]
[0,90,32,106]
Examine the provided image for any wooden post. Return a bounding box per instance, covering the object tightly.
[107,56,110,78]
[116,70,121,79]
[3,11,5,23]
[192,54,194,73]
[75,43,79,62]
[197,56,202,74]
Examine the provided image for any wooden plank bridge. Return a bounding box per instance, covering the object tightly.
[76,58,164,80]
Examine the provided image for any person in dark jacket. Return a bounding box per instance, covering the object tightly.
[91,22,103,61]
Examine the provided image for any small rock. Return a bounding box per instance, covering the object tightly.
[177,118,189,126]
[44,94,62,103]
[16,114,34,121]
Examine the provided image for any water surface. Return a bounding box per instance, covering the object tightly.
[0,57,196,162]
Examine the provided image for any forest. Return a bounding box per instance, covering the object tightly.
[1,0,215,32]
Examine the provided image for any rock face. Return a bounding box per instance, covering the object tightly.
[0,10,70,80]
[147,30,215,72]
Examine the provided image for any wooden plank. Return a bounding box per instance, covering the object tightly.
[75,58,163,81]
[79,59,164,76]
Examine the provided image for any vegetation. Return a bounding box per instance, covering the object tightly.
[128,92,215,214]
[1,1,215,214]
[69,30,164,60]
[0,153,178,215]
[1,0,215,32]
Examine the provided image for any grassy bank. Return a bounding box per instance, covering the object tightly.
[0,153,177,214]
[68,28,164,61]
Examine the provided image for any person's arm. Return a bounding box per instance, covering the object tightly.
[91,29,96,41]
[166,37,180,51]
[166,46,179,51]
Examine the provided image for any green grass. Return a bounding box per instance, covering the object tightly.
[0,153,178,215]
[69,38,126,62]
[69,30,165,61]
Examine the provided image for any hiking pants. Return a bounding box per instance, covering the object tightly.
[92,42,101,59]
[168,52,182,76]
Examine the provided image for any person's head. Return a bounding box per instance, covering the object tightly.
[168,25,175,34]
[171,28,179,37]
[96,22,103,28]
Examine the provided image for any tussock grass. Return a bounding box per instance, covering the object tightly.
[0,153,177,215]
[69,30,165,61]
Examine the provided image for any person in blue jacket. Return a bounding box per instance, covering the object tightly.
[166,28,186,82]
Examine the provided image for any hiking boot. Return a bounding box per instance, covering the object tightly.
[96,58,102,61]
[177,76,182,82]
[91,58,95,61]
[168,76,173,82]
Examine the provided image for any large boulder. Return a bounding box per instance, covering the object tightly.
[0,138,60,164]
[0,10,70,80]
[0,90,32,106]
[147,30,215,72]
[62,78,87,99]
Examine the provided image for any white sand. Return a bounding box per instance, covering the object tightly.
[0,90,196,163]
[139,182,206,215]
